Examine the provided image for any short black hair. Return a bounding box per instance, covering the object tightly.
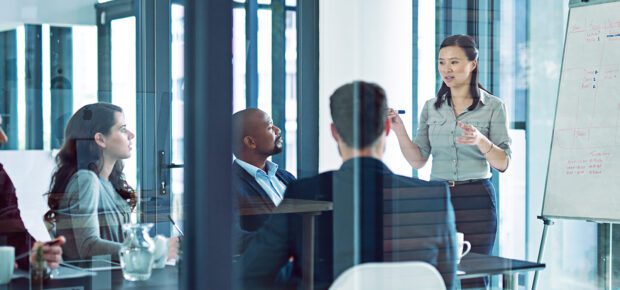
[329,81,388,149]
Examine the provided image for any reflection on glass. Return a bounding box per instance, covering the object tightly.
[42,25,51,150]
[111,17,137,187]
[284,11,297,175]
[171,3,185,233]
[416,0,435,180]
[233,8,246,112]
[257,9,272,114]
[73,25,98,111]
[16,26,25,150]
[232,5,298,175]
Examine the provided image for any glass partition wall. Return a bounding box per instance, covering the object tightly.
[0,0,614,289]
[0,0,184,287]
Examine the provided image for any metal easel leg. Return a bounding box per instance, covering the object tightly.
[532,216,553,290]
[606,223,613,290]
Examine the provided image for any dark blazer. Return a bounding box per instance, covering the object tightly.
[232,160,296,231]
[232,160,297,290]
[0,163,36,269]
[285,157,458,290]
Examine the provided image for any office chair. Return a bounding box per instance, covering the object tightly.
[329,261,446,290]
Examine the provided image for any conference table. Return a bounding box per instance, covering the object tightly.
[459,252,545,290]
[5,198,542,290]
[4,199,331,290]
[7,266,179,290]
[5,253,544,290]
[239,198,334,290]
[238,198,546,290]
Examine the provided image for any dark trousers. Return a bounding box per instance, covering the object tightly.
[450,179,498,289]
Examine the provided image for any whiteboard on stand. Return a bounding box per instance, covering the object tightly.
[542,0,620,221]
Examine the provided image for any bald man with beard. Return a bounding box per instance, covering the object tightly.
[231,108,296,290]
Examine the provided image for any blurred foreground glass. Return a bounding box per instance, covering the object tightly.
[0,246,14,284]
[119,223,155,281]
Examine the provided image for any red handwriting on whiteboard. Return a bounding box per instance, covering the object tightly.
[565,154,608,176]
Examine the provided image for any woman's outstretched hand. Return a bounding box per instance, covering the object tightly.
[455,121,486,146]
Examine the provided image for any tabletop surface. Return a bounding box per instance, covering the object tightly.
[8,253,545,289]
[10,265,180,290]
[239,198,333,215]
[458,252,545,279]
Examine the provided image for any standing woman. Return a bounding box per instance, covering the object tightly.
[389,34,511,288]
[45,103,136,260]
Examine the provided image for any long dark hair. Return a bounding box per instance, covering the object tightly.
[434,34,490,110]
[45,103,136,222]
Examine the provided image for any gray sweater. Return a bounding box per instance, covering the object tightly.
[55,170,131,260]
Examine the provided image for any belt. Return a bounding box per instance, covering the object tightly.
[447,179,488,187]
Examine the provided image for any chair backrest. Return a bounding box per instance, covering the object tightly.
[329,261,446,290]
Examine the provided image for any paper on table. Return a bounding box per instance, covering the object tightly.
[12,265,96,280]
[51,264,96,279]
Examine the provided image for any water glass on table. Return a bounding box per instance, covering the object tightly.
[119,223,155,281]
[0,246,14,284]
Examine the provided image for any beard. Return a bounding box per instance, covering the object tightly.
[272,146,283,155]
[272,137,283,154]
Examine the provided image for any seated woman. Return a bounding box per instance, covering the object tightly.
[45,103,137,260]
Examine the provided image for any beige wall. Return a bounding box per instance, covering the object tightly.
[318,0,413,176]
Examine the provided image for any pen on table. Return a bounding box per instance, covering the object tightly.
[168,215,185,237]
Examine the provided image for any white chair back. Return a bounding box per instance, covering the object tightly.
[329,261,446,290]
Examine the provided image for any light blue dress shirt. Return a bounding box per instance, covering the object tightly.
[235,159,287,206]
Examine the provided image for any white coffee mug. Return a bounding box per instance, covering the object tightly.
[0,246,15,284]
[152,235,169,269]
[456,232,471,264]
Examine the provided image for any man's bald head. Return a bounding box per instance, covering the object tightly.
[232,108,262,155]
[232,108,282,158]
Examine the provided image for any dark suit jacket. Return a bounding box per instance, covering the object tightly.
[232,160,296,290]
[0,163,36,269]
[285,157,457,290]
